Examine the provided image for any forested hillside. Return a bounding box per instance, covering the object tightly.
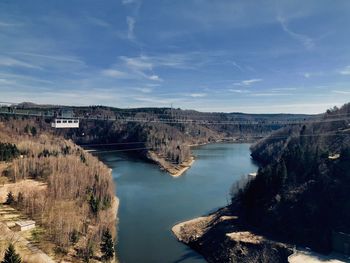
[237,103,350,252]
[0,104,312,175]
[0,117,117,262]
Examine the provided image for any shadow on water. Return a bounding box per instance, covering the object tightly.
[173,248,204,263]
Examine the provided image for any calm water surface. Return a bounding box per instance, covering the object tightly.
[97,143,257,263]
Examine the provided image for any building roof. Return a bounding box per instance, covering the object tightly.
[15,220,35,227]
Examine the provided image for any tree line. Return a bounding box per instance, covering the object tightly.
[232,103,350,253]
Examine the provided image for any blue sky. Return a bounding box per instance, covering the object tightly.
[0,0,350,113]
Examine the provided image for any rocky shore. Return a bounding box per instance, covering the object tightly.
[172,207,292,263]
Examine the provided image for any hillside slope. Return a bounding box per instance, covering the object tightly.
[242,103,350,252]
[172,103,350,262]
[0,118,117,262]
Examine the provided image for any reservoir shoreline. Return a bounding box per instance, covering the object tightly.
[97,143,258,263]
[147,138,260,178]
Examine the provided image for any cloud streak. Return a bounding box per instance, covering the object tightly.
[135,87,153,93]
[0,56,42,69]
[122,0,138,5]
[234,78,262,86]
[339,66,350,75]
[229,89,250,94]
[332,90,350,95]
[126,16,136,40]
[277,16,314,49]
[101,56,163,81]
[189,93,207,98]
[101,69,128,78]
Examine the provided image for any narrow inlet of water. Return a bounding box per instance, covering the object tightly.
[97,143,257,263]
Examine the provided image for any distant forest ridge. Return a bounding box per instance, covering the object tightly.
[3,101,316,116]
[0,102,338,175]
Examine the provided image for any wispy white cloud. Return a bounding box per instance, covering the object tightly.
[126,16,136,40]
[0,0,347,114]
[270,87,297,91]
[0,78,15,85]
[145,83,161,87]
[231,61,244,72]
[113,52,233,75]
[277,15,314,49]
[122,0,138,5]
[234,78,262,86]
[242,79,262,85]
[119,55,162,81]
[0,52,87,76]
[148,75,162,81]
[135,87,153,93]
[121,56,152,71]
[101,69,128,78]
[189,93,207,98]
[0,21,21,27]
[339,66,350,75]
[229,89,250,93]
[86,17,111,28]
[301,71,324,78]
[148,53,200,69]
[9,52,85,65]
[0,72,53,84]
[0,56,42,69]
[177,1,305,31]
[133,96,177,105]
[332,90,350,95]
[250,92,292,97]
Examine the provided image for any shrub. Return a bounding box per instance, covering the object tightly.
[0,143,19,162]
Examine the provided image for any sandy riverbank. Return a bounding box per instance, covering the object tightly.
[170,157,195,177]
[147,151,195,177]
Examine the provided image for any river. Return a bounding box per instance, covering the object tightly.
[97,143,257,263]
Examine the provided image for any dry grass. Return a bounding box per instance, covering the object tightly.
[0,179,46,203]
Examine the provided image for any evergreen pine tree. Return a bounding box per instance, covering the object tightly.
[100,229,114,262]
[1,244,21,263]
[5,192,15,205]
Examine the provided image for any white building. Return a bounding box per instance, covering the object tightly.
[51,118,79,128]
[13,220,35,231]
